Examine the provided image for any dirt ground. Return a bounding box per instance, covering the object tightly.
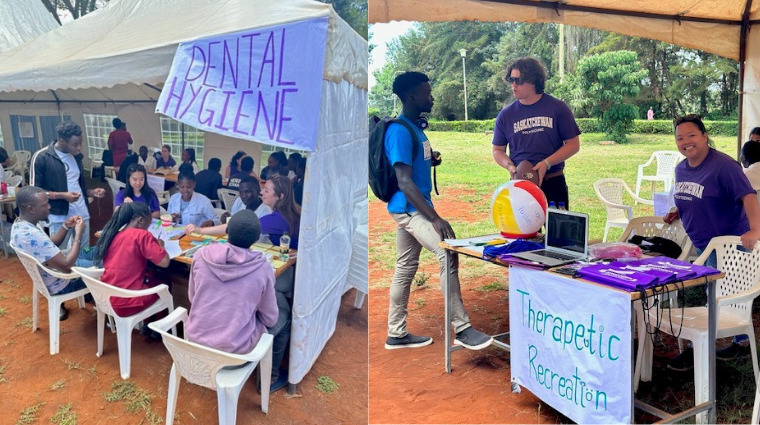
[0,179,368,425]
[368,190,758,424]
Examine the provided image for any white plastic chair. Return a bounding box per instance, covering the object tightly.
[5,174,22,188]
[11,242,89,355]
[593,178,653,242]
[635,151,683,202]
[105,177,126,205]
[8,150,31,180]
[621,216,694,391]
[2,170,12,181]
[217,188,240,212]
[148,307,273,425]
[638,236,760,423]
[72,267,175,380]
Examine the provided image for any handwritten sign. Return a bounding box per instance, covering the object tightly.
[509,266,632,424]
[156,18,328,152]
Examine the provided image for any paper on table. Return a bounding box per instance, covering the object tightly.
[163,240,183,259]
[443,234,505,247]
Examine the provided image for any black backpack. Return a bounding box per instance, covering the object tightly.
[368,116,419,202]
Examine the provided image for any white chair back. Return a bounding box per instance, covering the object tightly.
[593,178,633,222]
[12,243,68,298]
[701,236,760,317]
[217,188,240,212]
[618,216,693,261]
[105,177,125,205]
[652,151,683,180]
[5,174,22,187]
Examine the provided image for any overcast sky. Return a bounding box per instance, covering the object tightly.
[369,21,415,88]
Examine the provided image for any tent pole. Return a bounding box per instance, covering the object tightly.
[181,122,185,151]
[737,0,753,160]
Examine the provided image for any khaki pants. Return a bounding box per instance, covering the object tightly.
[387,211,471,338]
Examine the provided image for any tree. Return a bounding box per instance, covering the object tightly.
[320,0,367,40]
[577,51,646,142]
[40,0,102,24]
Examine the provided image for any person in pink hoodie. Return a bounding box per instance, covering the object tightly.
[185,209,278,355]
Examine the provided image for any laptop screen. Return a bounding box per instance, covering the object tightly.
[545,209,589,255]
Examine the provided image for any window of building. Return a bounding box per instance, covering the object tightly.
[83,113,117,161]
[160,117,205,167]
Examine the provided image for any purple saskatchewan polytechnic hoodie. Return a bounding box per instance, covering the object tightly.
[185,243,278,354]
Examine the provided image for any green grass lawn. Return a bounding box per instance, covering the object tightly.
[420,131,741,242]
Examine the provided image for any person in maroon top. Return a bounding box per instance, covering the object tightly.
[107,118,134,167]
[93,202,169,317]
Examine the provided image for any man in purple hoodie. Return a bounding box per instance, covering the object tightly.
[185,209,278,357]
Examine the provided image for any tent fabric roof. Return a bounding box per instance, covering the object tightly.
[0,0,368,96]
[0,0,58,52]
[369,0,759,60]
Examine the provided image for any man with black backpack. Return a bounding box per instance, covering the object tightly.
[379,72,492,351]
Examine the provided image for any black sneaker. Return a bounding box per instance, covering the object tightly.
[59,305,69,321]
[667,347,694,372]
[716,343,751,361]
[454,327,494,350]
[384,333,433,350]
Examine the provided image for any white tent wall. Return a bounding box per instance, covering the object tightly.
[742,27,760,144]
[0,0,58,52]
[290,79,367,385]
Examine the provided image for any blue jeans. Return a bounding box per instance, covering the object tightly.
[54,278,86,295]
[695,247,748,344]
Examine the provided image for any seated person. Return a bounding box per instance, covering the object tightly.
[184,177,272,236]
[178,162,194,177]
[154,144,178,172]
[225,150,247,180]
[227,156,255,191]
[195,158,223,201]
[167,172,218,227]
[185,209,278,358]
[293,157,306,206]
[0,147,9,179]
[260,151,288,181]
[11,186,94,320]
[93,202,170,318]
[114,164,161,218]
[137,146,156,172]
[185,209,285,390]
[287,152,302,181]
[181,148,199,174]
[259,174,300,249]
[116,152,139,183]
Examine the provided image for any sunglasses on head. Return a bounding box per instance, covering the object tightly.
[673,114,702,126]
[506,76,526,85]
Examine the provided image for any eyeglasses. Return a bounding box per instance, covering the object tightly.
[673,114,702,126]
[506,76,526,85]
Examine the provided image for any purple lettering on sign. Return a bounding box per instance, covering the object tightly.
[277,28,295,86]
[276,88,298,143]
[184,46,207,82]
[258,31,276,88]
[214,90,235,131]
[240,32,261,89]
[198,88,216,126]
[203,41,220,87]
[161,77,187,116]
[233,90,255,135]
[252,90,279,138]
[221,39,239,89]
[179,83,203,119]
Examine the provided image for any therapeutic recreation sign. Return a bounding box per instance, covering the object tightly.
[157,17,328,152]
[509,267,632,424]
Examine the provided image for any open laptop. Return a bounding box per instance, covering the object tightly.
[511,208,589,267]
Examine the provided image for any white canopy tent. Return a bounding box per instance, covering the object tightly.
[0,0,368,387]
[370,0,760,156]
[0,0,58,52]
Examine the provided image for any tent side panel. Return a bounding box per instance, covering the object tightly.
[289,80,368,384]
[742,24,760,144]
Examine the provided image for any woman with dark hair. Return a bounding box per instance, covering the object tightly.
[259,174,301,248]
[114,164,160,218]
[107,118,133,167]
[750,127,760,142]
[260,151,288,181]
[225,150,247,179]
[94,202,170,318]
[155,144,177,171]
[181,148,199,174]
[663,114,760,369]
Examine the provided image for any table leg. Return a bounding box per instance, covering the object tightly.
[445,249,452,374]
[707,278,716,424]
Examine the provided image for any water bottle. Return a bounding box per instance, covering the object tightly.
[558,202,566,210]
[548,201,556,209]
[279,233,291,261]
[0,182,6,196]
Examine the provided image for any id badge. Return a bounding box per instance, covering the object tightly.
[422,140,432,160]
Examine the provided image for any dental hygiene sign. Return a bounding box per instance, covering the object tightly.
[509,267,632,424]
[156,18,328,152]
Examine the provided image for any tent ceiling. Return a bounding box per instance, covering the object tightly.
[0,0,58,52]
[369,0,759,60]
[0,0,368,101]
